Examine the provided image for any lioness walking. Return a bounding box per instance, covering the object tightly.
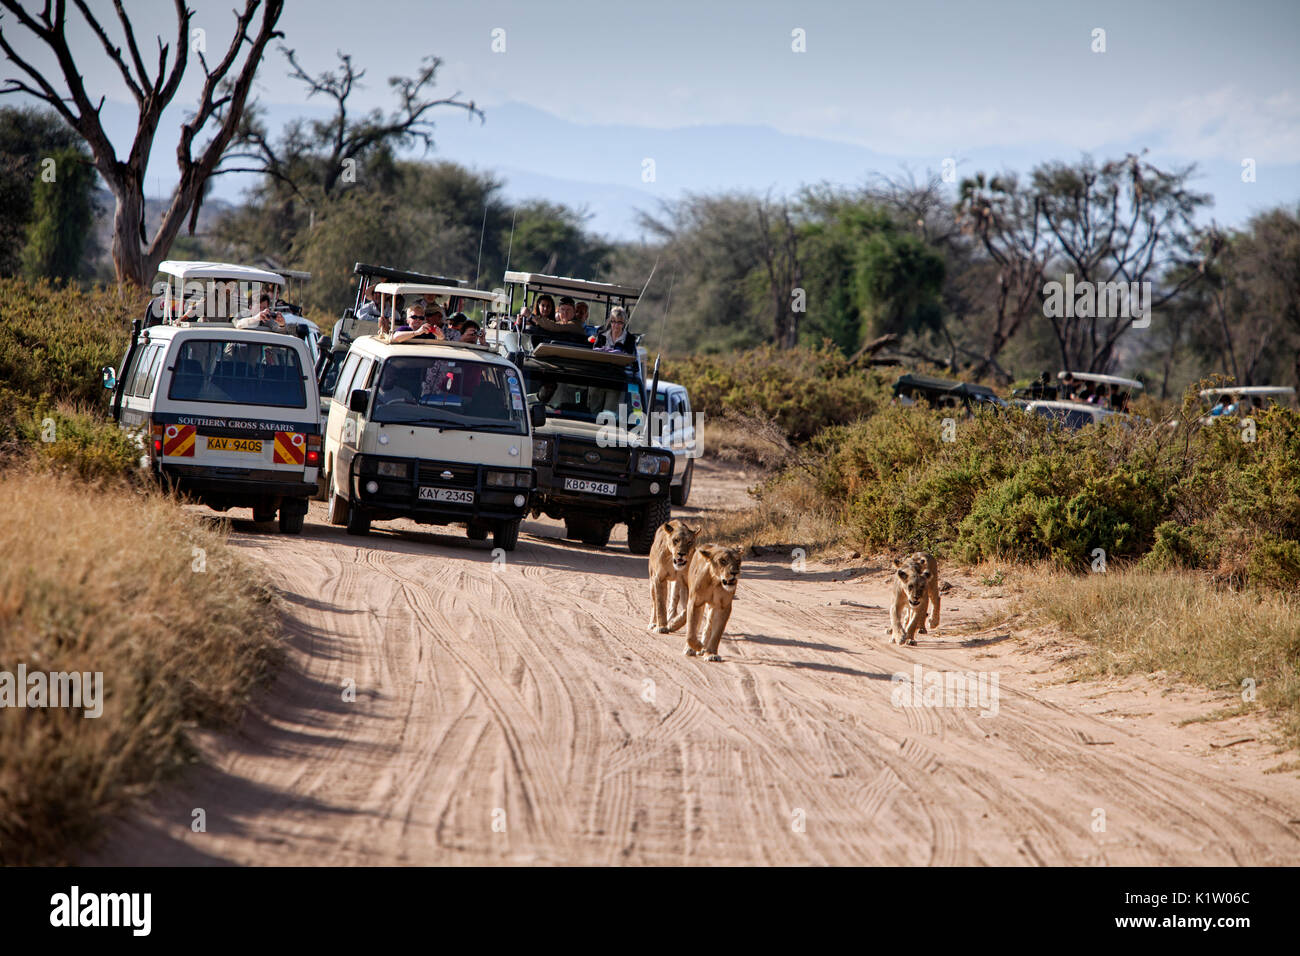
[682,545,743,662]
[647,520,701,633]
[889,551,940,646]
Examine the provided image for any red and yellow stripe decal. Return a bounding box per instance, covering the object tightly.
[163,424,195,457]
[273,431,306,465]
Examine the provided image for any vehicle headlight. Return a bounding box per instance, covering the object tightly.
[532,437,553,463]
[636,453,671,476]
[486,470,528,487]
[376,460,410,478]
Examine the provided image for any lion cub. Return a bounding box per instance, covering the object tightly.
[682,545,743,662]
[647,520,702,633]
[889,551,941,646]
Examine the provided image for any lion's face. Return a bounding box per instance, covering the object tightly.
[711,548,743,591]
[665,521,701,569]
[895,562,931,607]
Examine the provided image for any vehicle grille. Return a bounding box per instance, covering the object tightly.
[416,461,479,488]
[555,438,629,477]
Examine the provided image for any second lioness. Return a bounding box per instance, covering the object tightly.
[683,545,743,662]
[647,520,701,632]
[889,551,940,646]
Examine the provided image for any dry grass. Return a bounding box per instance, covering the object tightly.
[0,468,282,864]
[702,472,847,554]
[992,567,1300,748]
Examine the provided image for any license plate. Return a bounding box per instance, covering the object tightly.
[564,477,617,496]
[419,486,475,504]
[206,437,263,454]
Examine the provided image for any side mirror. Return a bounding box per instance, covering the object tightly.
[530,404,547,428]
[101,366,116,390]
[349,388,370,414]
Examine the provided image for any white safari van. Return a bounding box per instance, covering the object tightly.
[105,262,322,533]
[321,332,542,551]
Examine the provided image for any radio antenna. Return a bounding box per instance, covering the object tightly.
[473,201,488,290]
[627,254,659,329]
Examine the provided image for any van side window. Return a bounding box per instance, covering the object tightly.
[120,342,149,398]
[128,344,160,397]
[355,357,377,390]
[137,344,165,398]
[334,352,362,401]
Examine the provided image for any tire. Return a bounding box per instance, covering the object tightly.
[279,506,305,535]
[326,471,349,526]
[627,498,671,555]
[466,522,489,541]
[580,523,612,547]
[346,501,371,536]
[670,459,694,506]
[493,518,521,552]
[563,519,583,540]
[252,503,277,524]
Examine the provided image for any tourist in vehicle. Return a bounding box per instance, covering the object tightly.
[594,306,636,354]
[234,293,287,331]
[1059,372,1077,401]
[574,301,590,325]
[1091,383,1109,408]
[376,362,417,406]
[522,294,556,324]
[555,297,578,325]
[458,320,484,345]
[356,286,381,322]
[391,306,445,343]
[446,311,468,339]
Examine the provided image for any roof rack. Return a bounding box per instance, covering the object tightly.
[503,271,641,300]
[353,262,464,286]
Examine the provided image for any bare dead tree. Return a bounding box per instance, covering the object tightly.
[1033,152,1221,371]
[0,0,285,285]
[216,48,483,209]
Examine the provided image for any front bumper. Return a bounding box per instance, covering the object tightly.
[350,456,534,525]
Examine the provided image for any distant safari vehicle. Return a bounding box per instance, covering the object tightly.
[104,314,321,534]
[1198,386,1297,423]
[892,373,1005,411]
[652,380,698,506]
[1013,371,1144,412]
[320,331,540,551]
[1019,399,1122,431]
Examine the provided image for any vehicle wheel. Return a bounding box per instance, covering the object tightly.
[493,518,521,552]
[671,459,694,506]
[314,472,328,501]
[563,518,583,540]
[279,506,305,534]
[466,522,489,541]
[346,502,371,536]
[252,503,277,524]
[627,498,671,555]
[580,523,612,547]
[326,472,349,526]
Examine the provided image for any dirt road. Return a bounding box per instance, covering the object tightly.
[94,460,1300,865]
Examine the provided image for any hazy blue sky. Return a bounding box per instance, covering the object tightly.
[8,0,1298,237]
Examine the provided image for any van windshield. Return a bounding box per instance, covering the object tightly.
[168,339,306,408]
[371,357,528,434]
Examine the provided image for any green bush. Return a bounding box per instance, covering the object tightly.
[18,404,138,482]
[664,344,890,442]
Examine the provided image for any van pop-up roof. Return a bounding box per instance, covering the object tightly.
[155,260,285,323]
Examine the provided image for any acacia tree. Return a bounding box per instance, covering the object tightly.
[0,0,285,286]
[214,47,482,255]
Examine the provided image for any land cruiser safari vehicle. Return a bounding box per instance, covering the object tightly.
[103,261,322,533]
[321,300,539,551]
[491,271,674,554]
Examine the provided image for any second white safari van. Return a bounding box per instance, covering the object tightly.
[321,334,543,551]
